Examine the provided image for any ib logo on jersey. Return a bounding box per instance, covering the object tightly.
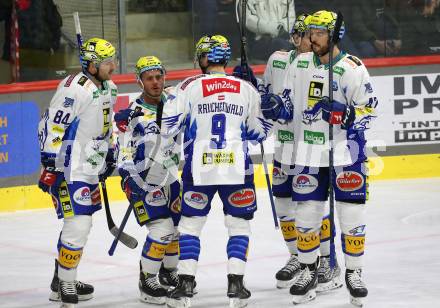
[184,191,208,209]
[292,175,318,194]
[73,187,91,205]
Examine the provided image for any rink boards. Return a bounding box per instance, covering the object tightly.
[0,59,439,212]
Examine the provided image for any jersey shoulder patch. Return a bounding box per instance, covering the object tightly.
[64,75,76,87]
[180,74,204,90]
[77,76,89,86]
[346,55,362,67]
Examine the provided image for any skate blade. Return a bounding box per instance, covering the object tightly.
[350,295,364,307]
[166,297,191,308]
[140,291,166,305]
[317,276,343,293]
[50,291,93,302]
[60,304,75,308]
[229,297,248,308]
[276,277,297,289]
[292,290,316,305]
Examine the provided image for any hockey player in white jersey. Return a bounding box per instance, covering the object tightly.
[262,13,343,292]
[280,11,377,306]
[37,38,118,307]
[161,35,289,308]
[115,56,182,305]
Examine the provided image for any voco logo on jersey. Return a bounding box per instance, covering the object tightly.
[228,188,255,208]
[202,78,240,97]
[336,171,364,191]
[304,130,325,145]
[307,81,324,108]
[292,174,318,194]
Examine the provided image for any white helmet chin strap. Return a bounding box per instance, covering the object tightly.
[290,34,301,48]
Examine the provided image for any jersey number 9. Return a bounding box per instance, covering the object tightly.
[210,113,226,149]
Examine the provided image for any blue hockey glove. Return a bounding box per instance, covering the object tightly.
[261,93,293,123]
[307,97,355,128]
[38,166,64,194]
[233,64,258,88]
[121,175,145,202]
[99,148,116,182]
[114,108,144,133]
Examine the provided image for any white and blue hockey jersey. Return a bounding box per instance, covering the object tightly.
[117,94,180,188]
[282,51,378,167]
[38,72,117,184]
[261,50,297,165]
[161,73,273,186]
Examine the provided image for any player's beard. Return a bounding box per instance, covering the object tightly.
[312,42,330,58]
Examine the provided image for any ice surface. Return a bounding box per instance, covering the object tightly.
[1,178,439,307]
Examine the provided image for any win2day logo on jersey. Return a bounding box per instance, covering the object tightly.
[202,78,241,97]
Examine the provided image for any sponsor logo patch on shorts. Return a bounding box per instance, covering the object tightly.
[228,189,255,207]
[183,191,208,210]
[170,197,181,214]
[292,175,318,194]
[73,187,92,205]
[146,189,167,206]
[272,167,288,185]
[336,171,364,191]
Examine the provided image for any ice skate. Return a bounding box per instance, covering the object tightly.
[166,274,195,308]
[316,255,343,293]
[227,274,251,308]
[346,268,368,307]
[49,259,93,301]
[159,264,179,288]
[139,262,167,305]
[275,254,301,289]
[58,280,78,308]
[290,259,319,305]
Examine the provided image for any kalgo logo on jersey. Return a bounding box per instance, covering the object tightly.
[292,175,318,194]
[184,191,208,210]
[73,187,91,205]
[202,78,241,97]
[228,189,255,207]
[336,171,364,192]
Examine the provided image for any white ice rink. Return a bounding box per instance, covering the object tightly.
[1,178,440,308]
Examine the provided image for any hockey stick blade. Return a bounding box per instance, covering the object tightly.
[101,181,138,249]
[332,11,344,44]
[109,226,138,249]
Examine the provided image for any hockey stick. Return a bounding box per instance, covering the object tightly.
[109,99,165,256]
[235,0,279,229]
[101,181,138,249]
[73,12,139,250]
[328,12,344,269]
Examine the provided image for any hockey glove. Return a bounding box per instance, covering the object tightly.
[308,97,355,129]
[261,93,293,123]
[99,148,117,182]
[233,64,258,89]
[114,108,144,133]
[38,166,64,194]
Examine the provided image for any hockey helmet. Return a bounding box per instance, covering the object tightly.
[195,35,231,64]
[290,13,311,35]
[80,38,116,69]
[135,56,165,80]
[308,10,345,41]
